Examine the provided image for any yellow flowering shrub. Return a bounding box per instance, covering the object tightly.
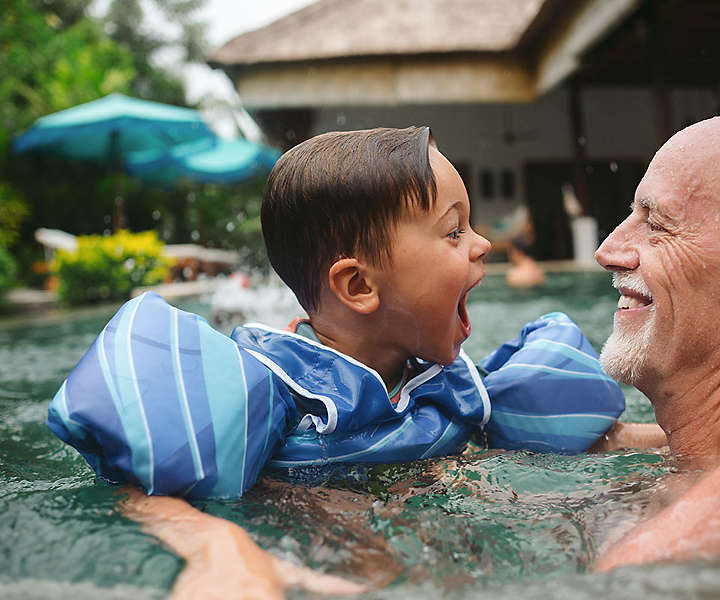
[53,230,173,305]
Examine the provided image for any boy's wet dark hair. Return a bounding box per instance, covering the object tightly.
[261,126,437,312]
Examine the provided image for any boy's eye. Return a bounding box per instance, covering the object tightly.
[447,228,466,240]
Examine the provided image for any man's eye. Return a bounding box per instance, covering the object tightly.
[648,221,666,233]
[448,229,465,240]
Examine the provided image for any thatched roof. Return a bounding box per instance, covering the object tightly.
[208,0,548,67]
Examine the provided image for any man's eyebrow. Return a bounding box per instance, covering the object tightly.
[633,197,655,211]
[638,197,657,210]
[633,197,673,220]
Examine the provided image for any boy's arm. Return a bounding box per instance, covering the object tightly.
[589,421,667,452]
[119,486,365,600]
[594,466,720,572]
[479,312,626,453]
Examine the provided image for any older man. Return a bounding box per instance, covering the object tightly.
[594,116,720,571]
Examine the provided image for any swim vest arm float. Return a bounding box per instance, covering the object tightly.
[479,312,625,454]
[47,292,296,499]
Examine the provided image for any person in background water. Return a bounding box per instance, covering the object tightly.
[595,117,720,571]
[505,235,546,288]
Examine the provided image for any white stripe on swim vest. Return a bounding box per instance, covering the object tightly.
[492,411,617,421]
[269,413,415,467]
[242,323,387,390]
[524,338,598,362]
[262,371,275,457]
[244,348,339,435]
[58,380,85,430]
[233,342,249,495]
[243,323,458,411]
[171,307,204,483]
[420,419,462,459]
[459,348,491,427]
[542,320,583,329]
[127,294,155,494]
[396,363,443,413]
[495,362,615,381]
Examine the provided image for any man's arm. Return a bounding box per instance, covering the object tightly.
[589,421,667,452]
[594,467,720,572]
[118,486,365,600]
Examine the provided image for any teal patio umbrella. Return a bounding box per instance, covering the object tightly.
[13,93,213,160]
[126,136,281,185]
[12,93,215,227]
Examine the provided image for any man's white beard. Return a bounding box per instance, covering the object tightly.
[599,273,655,386]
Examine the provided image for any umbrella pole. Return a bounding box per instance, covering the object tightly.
[110,130,126,231]
[113,186,126,231]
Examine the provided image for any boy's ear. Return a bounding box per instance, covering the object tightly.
[328,258,380,314]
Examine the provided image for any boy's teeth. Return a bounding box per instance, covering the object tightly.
[617,295,650,309]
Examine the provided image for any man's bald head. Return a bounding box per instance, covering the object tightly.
[646,117,720,212]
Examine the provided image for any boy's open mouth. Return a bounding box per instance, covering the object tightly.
[458,291,471,336]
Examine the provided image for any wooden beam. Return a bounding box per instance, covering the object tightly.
[568,77,590,215]
[536,0,642,94]
[235,55,535,109]
[644,3,673,146]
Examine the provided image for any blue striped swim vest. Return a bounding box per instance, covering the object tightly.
[46,292,624,499]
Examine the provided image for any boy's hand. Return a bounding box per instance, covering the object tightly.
[119,486,366,600]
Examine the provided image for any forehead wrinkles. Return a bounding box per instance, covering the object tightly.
[652,125,720,203]
[638,159,714,227]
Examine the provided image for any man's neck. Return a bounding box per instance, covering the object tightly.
[649,365,720,462]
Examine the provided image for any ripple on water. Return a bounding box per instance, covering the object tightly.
[0,274,711,599]
[0,578,164,600]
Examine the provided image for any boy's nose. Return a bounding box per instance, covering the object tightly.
[470,230,492,262]
[595,218,639,272]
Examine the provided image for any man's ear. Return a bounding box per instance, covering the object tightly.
[328,258,380,314]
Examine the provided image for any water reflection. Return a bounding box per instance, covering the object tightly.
[0,271,685,598]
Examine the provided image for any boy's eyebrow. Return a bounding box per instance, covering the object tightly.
[435,201,462,222]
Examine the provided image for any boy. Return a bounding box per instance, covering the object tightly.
[47,127,654,597]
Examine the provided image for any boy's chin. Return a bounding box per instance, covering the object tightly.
[428,347,462,366]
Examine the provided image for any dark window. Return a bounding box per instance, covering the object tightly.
[480,169,494,200]
[501,169,515,199]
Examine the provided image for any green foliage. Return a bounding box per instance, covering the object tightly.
[0,0,135,153]
[102,0,207,105]
[1,0,268,289]
[1,0,209,283]
[40,19,136,110]
[27,0,92,25]
[53,230,173,305]
[183,178,269,271]
[0,182,29,247]
[0,246,18,297]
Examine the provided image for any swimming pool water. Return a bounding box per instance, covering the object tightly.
[2,273,715,599]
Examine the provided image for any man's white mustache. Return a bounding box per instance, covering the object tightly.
[612,272,653,300]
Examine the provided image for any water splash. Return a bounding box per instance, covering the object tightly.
[209,272,305,332]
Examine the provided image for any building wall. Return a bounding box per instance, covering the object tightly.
[311,86,717,229]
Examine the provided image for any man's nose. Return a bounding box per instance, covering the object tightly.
[595,219,638,271]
